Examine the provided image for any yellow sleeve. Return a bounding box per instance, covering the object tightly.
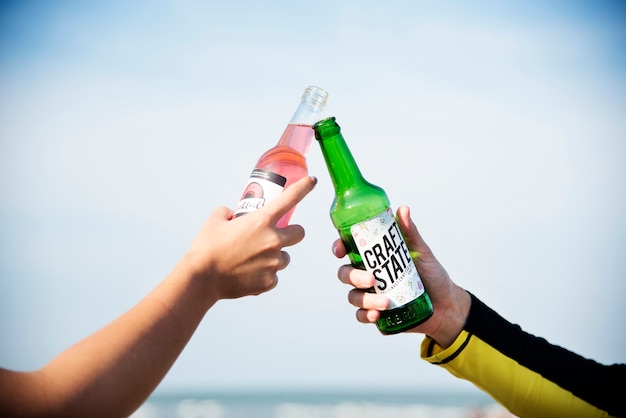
[421,332,610,417]
[425,293,625,416]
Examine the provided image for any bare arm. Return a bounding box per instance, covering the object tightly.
[0,176,317,418]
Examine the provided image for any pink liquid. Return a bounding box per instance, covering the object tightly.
[252,124,313,227]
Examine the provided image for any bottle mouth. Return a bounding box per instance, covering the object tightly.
[313,116,340,140]
[302,86,329,111]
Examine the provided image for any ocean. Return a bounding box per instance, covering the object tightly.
[131,391,516,418]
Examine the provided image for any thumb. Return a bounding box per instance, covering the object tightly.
[395,205,429,257]
[261,176,317,224]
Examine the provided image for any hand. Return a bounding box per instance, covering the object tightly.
[184,175,317,301]
[333,205,471,347]
[0,177,318,418]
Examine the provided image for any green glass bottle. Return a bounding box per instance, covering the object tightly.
[313,117,433,335]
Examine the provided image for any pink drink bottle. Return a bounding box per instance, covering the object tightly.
[234,86,329,227]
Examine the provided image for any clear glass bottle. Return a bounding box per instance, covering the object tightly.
[314,116,433,334]
[234,86,329,227]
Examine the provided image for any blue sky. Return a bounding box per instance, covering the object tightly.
[1,0,625,395]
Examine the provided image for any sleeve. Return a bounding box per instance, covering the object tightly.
[420,293,626,418]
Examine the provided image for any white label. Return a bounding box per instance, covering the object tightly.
[234,169,286,217]
[350,208,425,309]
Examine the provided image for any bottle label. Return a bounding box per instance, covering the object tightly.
[350,208,425,309]
[234,169,287,217]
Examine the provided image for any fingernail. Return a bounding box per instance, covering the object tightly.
[376,297,388,310]
[310,176,318,185]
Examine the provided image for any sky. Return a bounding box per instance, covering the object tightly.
[1,0,625,397]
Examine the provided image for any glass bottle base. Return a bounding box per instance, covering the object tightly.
[376,292,434,335]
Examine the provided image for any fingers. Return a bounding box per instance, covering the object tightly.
[332,228,391,324]
[252,274,279,296]
[331,239,346,258]
[395,205,426,254]
[338,264,390,321]
[278,224,305,248]
[261,176,317,224]
[348,288,389,311]
[277,251,291,271]
[264,176,315,251]
[331,206,435,327]
[395,205,417,244]
[356,308,382,323]
[337,264,374,288]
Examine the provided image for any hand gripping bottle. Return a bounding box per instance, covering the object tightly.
[313,116,433,334]
[234,86,329,227]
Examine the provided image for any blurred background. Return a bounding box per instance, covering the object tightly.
[1,0,625,401]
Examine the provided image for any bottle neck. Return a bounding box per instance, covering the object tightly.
[289,86,329,126]
[276,86,329,157]
[314,117,365,192]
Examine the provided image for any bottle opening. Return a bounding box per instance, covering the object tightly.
[302,86,329,111]
[313,116,341,140]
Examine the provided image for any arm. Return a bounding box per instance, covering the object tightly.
[334,205,626,418]
[0,176,317,418]
[421,293,625,418]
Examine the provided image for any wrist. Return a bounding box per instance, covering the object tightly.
[428,286,471,348]
[173,252,221,308]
